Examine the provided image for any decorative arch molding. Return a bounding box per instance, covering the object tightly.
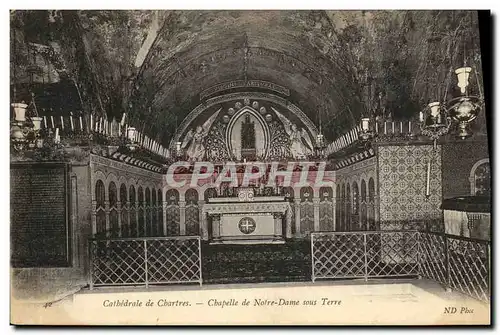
[225,106,270,160]
[169,91,320,150]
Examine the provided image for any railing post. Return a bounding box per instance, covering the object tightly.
[363,233,368,282]
[198,237,203,286]
[417,231,422,279]
[144,239,149,288]
[444,234,451,292]
[310,233,315,283]
[88,240,94,290]
[487,244,491,299]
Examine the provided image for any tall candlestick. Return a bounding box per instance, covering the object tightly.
[426,161,431,197]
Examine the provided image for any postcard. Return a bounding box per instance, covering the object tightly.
[9,9,491,325]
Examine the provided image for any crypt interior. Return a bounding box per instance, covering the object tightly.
[9,10,491,302]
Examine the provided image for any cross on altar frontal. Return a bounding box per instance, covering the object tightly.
[202,192,292,245]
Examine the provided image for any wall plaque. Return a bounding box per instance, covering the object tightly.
[10,163,70,267]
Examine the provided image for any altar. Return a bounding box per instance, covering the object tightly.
[202,189,293,244]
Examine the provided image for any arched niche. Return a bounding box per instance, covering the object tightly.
[225,106,270,160]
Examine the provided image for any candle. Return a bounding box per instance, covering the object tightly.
[384,122,387,134]
[118,123,121,136]
[121,113,126,125]
[90,114,93,130]
[60,116,64,130]
[400,121,403,134]
[426,161,431,197]
[392,121,395,134]
[55,127,59,143]
[79,116,83,131]
[375,121,379,133]
[43,116,47,128]
[70,114,74,131]
[409,121,411,133]
[50,115,54,128]
[419,111,424,122]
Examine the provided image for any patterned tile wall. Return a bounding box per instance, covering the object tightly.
[378,145,443,230]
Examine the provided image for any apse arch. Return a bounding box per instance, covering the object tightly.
[170,91,320,150]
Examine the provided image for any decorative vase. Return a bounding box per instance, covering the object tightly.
[455,67,472,94]
[11,103,28,122]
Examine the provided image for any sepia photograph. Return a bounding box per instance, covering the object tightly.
[8,8,492,325]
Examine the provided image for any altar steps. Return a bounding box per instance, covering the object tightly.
[201,240,311,284]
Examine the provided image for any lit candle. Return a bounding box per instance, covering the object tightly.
[79,116,83,131]
[426,161,431,197]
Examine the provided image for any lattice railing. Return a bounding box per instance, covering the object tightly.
[312,231,490,303]
[311,231,419,281]
[89,236,202,289]
[419,232,490,302]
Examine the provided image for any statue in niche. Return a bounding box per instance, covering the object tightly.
[181,109,220,161]
[241,115,256,149]
[273,108,314,159]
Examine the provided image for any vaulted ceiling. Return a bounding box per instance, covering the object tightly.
[10,10,483,147]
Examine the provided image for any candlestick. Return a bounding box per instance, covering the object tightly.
[426,161,431,197]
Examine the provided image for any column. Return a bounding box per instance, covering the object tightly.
[104,200,110,237]
[273,213,283,238]
[332,194,337,231]
[211,214,221,241]
[198,200,208,240]
[285,206,293,239]
[117,201,122,237]
[294,198,301,237]
[313,197,320,232]
[91,200,97,235]
[126,201,131,235]
[179,200,186,235]
[162,201,167,236]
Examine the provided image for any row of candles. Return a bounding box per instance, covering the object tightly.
[326,119,416,155]
[31,112,170,159]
